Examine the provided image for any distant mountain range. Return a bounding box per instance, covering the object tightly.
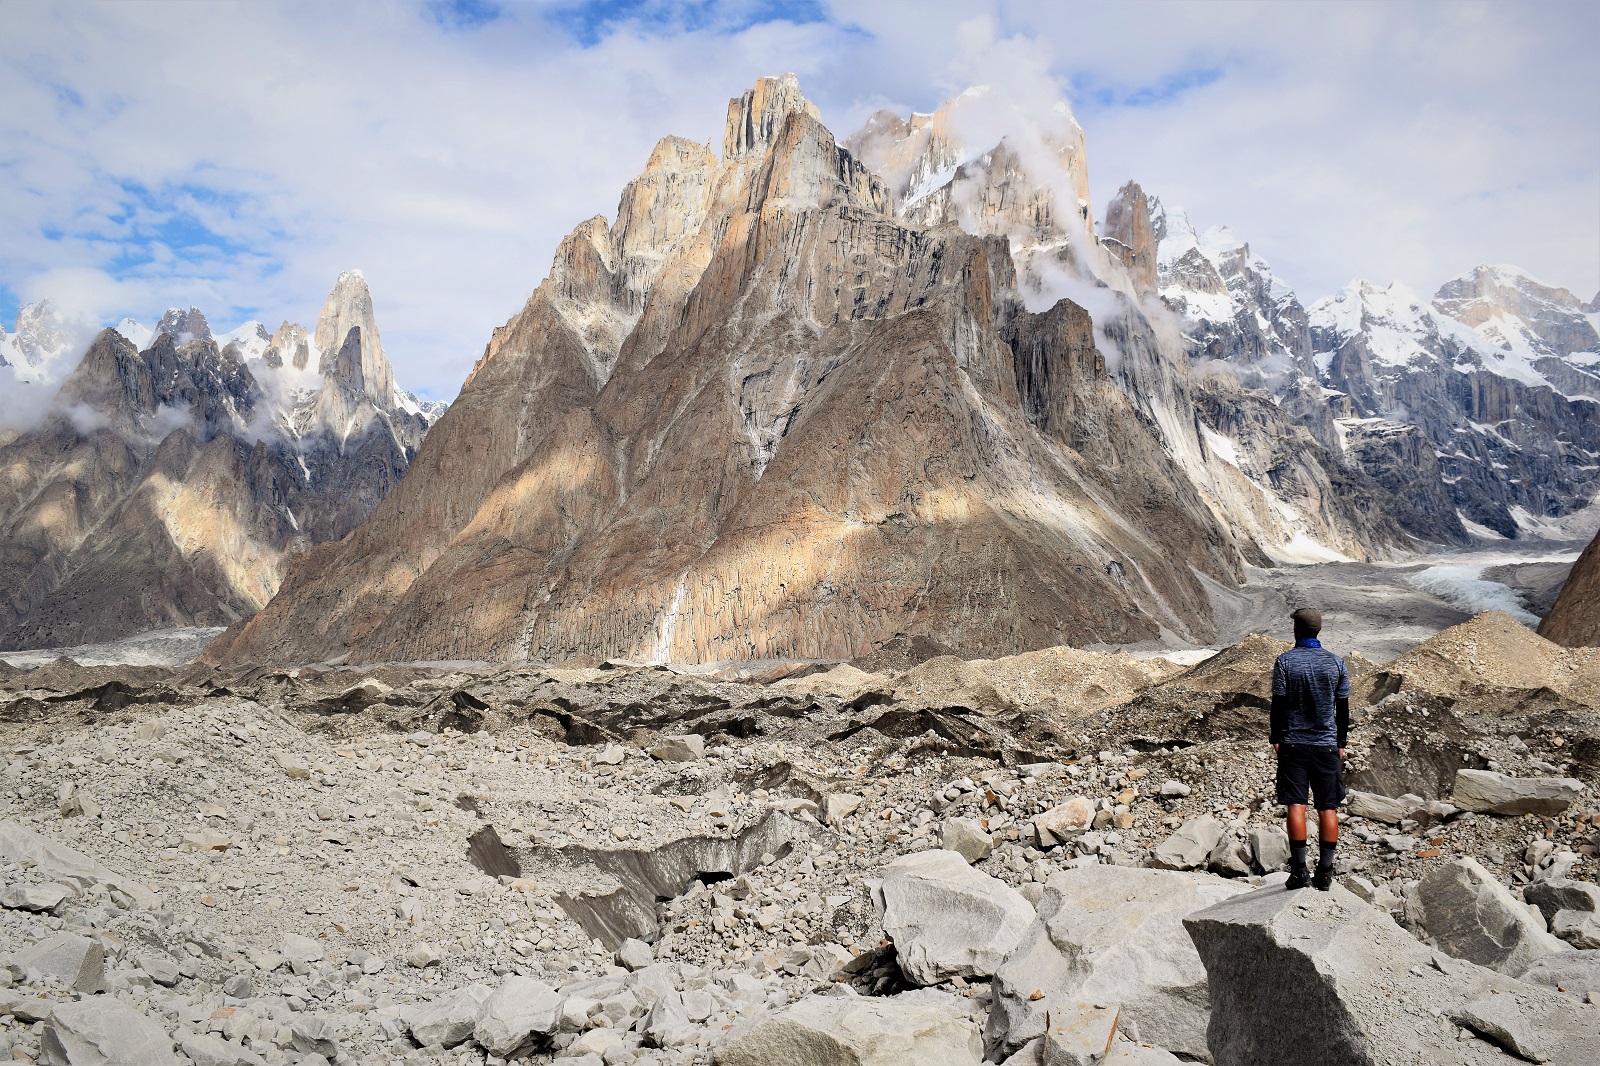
[0,271,444,648]
[204,75,1600,668]
[8,74,1595,661]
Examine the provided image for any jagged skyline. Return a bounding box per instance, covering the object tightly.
[2,0,1595,401]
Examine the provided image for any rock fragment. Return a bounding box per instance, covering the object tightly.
[1033,798,1094,846]
[473,974,562,1056]
[987,865,1244,1062]
[0,881,71,912]
[1150,815,1224,871]
[404,982,493,1047]
[1451,769,1584,816]
[1410,857,1564,975]
[40,997,180,1065]
[939,817,993,864]
[1524,878,1600,926]
[13,932,106,994]
[1452,992,1547,1063]
[822,793,863,825]
[714,990,984,1066]
[873,849,1034,985]
[650,734,705,761]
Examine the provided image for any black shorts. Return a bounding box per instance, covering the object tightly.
[1276,744,1345,810]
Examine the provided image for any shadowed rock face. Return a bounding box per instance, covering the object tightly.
[208,73,1268,669]
[0,274,436,650]
[1540,527,1600,647]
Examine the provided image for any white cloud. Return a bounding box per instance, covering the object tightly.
[0,0,1594,407]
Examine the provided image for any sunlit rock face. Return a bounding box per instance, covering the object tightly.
[211,74,1444,670]
[1540,526,1600,647]
[0,274,441,649]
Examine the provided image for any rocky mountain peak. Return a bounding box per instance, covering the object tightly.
[263,320,313,372]
[1102,180,1157,294]
[721,72,818,161]
[1432,263,1600,360]
[313,268,395,407]
[1,299,98,380]
[154,306,212,346]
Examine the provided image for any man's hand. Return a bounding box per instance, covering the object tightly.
[1272,744,1279,754]
[1338,747,1345,760]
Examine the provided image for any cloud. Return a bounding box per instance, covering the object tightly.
[0,0,1594,411]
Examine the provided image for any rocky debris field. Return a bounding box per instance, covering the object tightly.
[0,611,1596,1064]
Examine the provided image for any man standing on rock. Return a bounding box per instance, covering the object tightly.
[1270,607,1350,891]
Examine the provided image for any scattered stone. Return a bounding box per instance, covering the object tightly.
[822,793,863,826]
[617,937,654,971]
[1158,780,1190,798]
[1033,798,1095,847]
[1452,992,1548,1063]
[0,881,71,912]
[1185,883,1599,1066]
[940,817,993,864]
[404,982,493,1047]
[873,849,1034,984]
[274,752,311,779]
[13,931,106,994]
[473,974,563,1056]
[40,997,180,1065]
[1150,815,1224,871]
[137,951,181,987]
[1411,857,1564,975]
[1206,834,1253,878]
[714,990,984,1066]
[1550,910,1600,949]
[1450,769,1584,816]
[1042,1002,1121,1066]
[649,734,705,762]
[406,942,444,968]
[1524,878,1600,925]
[1246,826,1289,874]
[988,865,1245,1062]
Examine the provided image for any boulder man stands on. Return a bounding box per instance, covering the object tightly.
[1270,607,1350,891]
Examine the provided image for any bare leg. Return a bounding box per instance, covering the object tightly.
[1286,803,1307,841]
[1318,808,1339,844]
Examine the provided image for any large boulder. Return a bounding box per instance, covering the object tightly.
[872,850,1034,985]
[11,933,106,994]
[1410,857,1565,975]
[986,865,1246,1061]
[0,819,159,908]
[713,990,983,1066]
[1525,879,1600,926]
[1184,882,1600,1066]
[473,974,562,1056]
[40,998,180,1065]
[1451,770,1585,816]
[404,983,493,1048]
[1150,816,1224,871]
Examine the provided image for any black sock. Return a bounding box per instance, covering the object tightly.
[1318,841,1337,871]
[1290,839,1308,868]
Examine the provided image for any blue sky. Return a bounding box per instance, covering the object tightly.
[2,0,1596,401]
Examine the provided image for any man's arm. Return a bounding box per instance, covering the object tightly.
[1335,696,1350,749]
[1270,660,1288,746]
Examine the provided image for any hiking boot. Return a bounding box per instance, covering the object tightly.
[1286,861,1310,890]
[1313,865,1335,891]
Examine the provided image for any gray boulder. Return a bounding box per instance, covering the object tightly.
[986,865,1245,1062]
[1453,992,1549,1062]
[0,882,71,912]
[1041,1002,1120,1066]
[40,998,180,1065]
[650,734,704,762]
[1246,826,1289,873]
[0,819,158,909]
[1520,953,1600,999]
[1451,770,1584,816]
[1550,911,1600,950]
[404,983,493,1047]
[872,849,1034,985]
[1525,879,1600,926]
[473,975,562,1056]
[1411,857,1565,975]
[1150,815,1224,871]
[940,818,993,864]
[1184,882,1600,1065]
[1345,790,1421,825]
[12,932,106,994]
[1206,834,1252,878]
[714,990,983,1066]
